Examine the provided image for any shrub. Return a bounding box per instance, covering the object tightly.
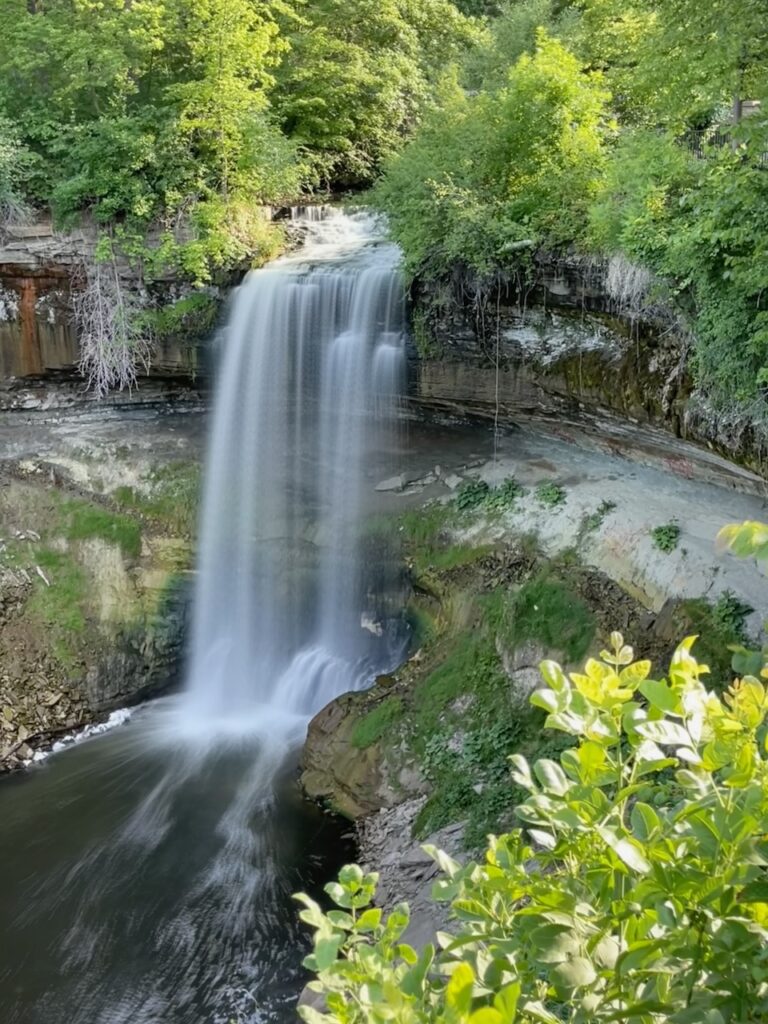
[454,480,491,512]
[297,631,768,1023]
[535,480,566,508]
[651,521,680,553]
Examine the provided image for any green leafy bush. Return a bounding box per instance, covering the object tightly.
[535,481,566,508]
[651,521,681,554]
[454,480,491,512]
[373,31,611,280]
[297,632,768,1023]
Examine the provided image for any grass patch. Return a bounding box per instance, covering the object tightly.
[59,498,142,558]
[350,696,404,749]
[486,574,595,664]
[112,461,201,537]
[651,521,680,553]
[398,501,457,548]
[27,549,87,666]
[535,480,566,507]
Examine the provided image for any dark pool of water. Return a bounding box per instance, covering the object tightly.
[0,702,354,1024]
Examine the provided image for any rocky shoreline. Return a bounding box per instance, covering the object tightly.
[0,409,202,770]
[299,419,768,938]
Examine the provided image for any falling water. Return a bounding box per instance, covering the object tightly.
[184,207,407,728]
[0,208,409,1024]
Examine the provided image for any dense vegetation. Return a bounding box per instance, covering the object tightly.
[373,0,768,408]
[0,0,478,276]
[295,524,768,1022]
[1,1,764,408]
[299,631,768,1023]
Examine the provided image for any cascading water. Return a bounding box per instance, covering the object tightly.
[184,208,406,728]
[0,209,408,1024]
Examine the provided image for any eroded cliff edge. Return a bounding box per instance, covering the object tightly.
[0,412,202,769]
[409,256,768,477]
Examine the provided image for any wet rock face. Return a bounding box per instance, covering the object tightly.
[408,261,768,477]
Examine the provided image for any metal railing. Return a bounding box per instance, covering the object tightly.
[679,127,768,166]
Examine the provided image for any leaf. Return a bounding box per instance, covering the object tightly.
[540,660,568,691]
[355,907,382,932]
[597,826,651,873]
[314,934,342,971]
[469,1010,504,1024]
[401,944,434,996]
[529,923,581,963]
[551,956,597,990]
[494,982,521,1020]
[294,893,325,928]
[631,802,661,841]
[636,719,692,746]
[530,689,560,714]
[739,880,768,903]
[639,677,680,713]
[445,961,474,1013]
[527,828,556,850]
[533,759,571,795]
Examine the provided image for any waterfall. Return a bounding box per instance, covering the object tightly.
[183,209,406,730]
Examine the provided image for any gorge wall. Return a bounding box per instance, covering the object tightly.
[409,256,768,480]
[0,416,202,770]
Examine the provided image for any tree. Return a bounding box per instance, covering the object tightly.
[374,32,611,277]
[274,0,480,187]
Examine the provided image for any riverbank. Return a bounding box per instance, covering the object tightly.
[0,408,204,769]
[300,413,768,931]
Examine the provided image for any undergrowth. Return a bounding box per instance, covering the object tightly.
[56,497,142,558]
[112,461,201,537]
[27,549,87,667]
[651,521,680,553]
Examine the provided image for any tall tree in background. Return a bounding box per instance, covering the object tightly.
[274,0,480,186]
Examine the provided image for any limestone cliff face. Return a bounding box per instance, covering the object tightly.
[408,257,768,476]
[0,220,219,391]
[0,416,202,770]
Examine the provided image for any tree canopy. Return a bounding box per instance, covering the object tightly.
[373,0,768,408]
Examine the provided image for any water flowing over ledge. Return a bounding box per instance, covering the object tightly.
[183,208,407,735]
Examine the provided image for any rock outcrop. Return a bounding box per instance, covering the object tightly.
[0,412,201,769]
[409,256,768,477]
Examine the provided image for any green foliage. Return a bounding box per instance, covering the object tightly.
[534,480,566,508]
[718,520,768,564]
[350,697,404,750]
[59,499,142,558]
[582,499,617,533]
[0,115,32,225]
[28,549,87,666]
[590,125,768,404]
[298,632,768,1023]
[487,574,595,664]
[373,31,611,279]
[142,293,219,345]
[711,589,754,642]
[275,0,480,187]
[454,479,491,512]
[651,521,681,553]
[112,461,201,538]
[486,477,526,511]
[680,595,754,687]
